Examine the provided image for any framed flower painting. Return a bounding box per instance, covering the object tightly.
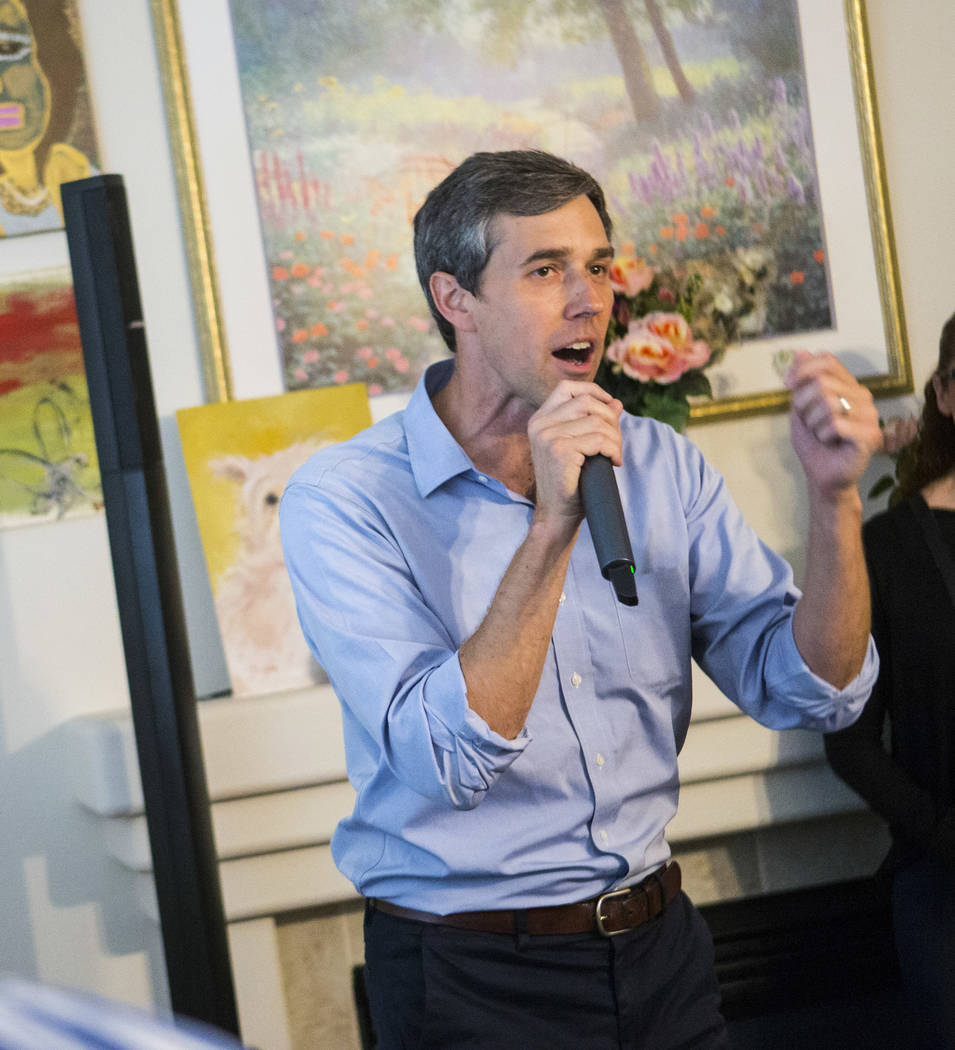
[155,0,910,424]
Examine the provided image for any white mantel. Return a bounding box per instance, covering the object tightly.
[68,672,863,923]
[66,676,864,1049]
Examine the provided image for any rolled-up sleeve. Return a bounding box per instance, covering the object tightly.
[678,436,878,731]
[280,476,528,810]
[759,619,878,731]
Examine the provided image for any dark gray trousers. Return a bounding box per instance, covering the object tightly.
[363,890,730,1050]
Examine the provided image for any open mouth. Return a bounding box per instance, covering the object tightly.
[552,341,594,367]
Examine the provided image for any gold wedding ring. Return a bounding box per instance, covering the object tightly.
[838,396,851,416]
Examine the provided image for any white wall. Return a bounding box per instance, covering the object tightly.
[0,0,952,1018]
[0,0,209,1012]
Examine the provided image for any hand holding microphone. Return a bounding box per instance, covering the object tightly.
[528,382,638,607]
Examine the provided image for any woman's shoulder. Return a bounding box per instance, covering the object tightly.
[863,496,922,554]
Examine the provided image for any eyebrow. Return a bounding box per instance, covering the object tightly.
[521,244,615,267]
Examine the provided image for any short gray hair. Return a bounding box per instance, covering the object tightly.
[413,150,614,351]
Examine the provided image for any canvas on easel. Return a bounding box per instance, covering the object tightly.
[177,382,371,698]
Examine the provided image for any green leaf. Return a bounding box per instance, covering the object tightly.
[639,387,691,432]
[678,370,712,398]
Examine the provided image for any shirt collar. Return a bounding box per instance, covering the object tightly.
[405,358,475,498]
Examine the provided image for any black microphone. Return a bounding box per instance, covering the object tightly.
[579,455,638,606]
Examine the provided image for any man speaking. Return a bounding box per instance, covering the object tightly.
[280,150,881,1049]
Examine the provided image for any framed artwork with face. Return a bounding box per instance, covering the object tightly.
[0,0,99,237]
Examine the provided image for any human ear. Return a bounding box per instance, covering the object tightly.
[429,272,477,334]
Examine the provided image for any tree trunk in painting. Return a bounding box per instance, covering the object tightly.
[595,0,661,123]
[645,0,696,104]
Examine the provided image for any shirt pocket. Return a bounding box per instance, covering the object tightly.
[613,565,690,690]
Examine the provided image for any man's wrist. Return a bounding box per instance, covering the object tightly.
[527,511,581,554]
[806,482,863,521]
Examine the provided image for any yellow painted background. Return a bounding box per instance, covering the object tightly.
[176,383,371,588]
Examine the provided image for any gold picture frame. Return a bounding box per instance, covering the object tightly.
[150,0,911,419]
[149,0,232,402]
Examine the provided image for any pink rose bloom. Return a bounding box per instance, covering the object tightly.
[644,312,711,369]
[609,255,655,296]
[607,324,683,384]
[684,340,712,369]
[606,317,711,385]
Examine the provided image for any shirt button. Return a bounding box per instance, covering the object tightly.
[600,830,609,842]
[558,593,566,605]
[596,753,605,766]
[571,672,582,688]
[477,475,488,484]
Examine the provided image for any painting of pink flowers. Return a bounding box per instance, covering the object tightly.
[226,0,836,402]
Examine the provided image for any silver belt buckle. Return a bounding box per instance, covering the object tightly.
[595,886,631,937]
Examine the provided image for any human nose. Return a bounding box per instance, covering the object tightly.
[565,268,607,318]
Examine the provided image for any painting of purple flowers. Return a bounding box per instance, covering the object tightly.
[220,0,902,416]
[618,68,831,338]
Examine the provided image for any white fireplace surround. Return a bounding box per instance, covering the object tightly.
[67,670,863,1050]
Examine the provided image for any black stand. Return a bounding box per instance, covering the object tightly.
[62,174,239,1036]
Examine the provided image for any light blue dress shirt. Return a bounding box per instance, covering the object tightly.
[280,360,877,912]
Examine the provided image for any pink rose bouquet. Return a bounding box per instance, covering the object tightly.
[607,312,711,385]
[596,248,767,432]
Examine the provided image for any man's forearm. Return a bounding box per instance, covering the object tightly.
[793,486,870,688]
[459,516,577,739]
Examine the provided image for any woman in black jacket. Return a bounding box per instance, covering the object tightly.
[825,312,955,1049]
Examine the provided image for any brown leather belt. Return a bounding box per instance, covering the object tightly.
[371,861,681,938]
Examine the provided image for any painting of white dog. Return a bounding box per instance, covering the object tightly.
[177,384,371,698]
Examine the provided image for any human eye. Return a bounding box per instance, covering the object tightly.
[531,264,555,278]
[0,34,31,62]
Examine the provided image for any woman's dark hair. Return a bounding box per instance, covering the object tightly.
[897,312,955,498]
[413,150,613,351]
